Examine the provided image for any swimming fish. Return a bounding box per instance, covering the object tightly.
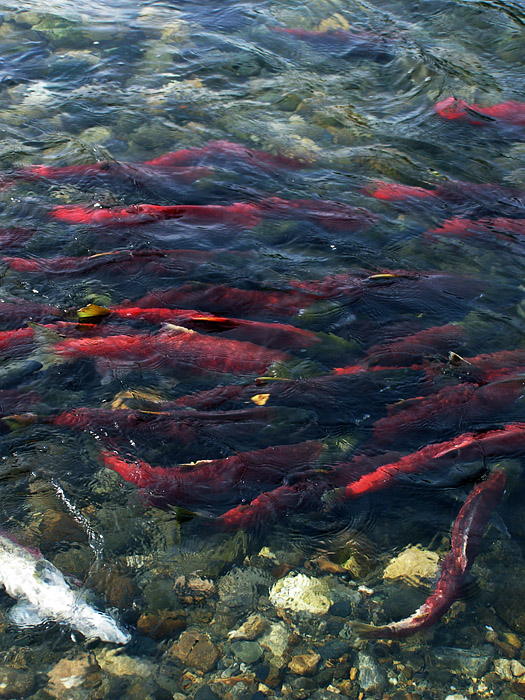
[5,406,289,448]
[364,179,525,214]
[434,97,525,128]
[272,26,395,61]
[352,468,506,638]
[0,300,61,329]
[3,140,310,191]
[101,440,324,509]
[427,217,524,246]
[334,323,465,374]
[3,161,211,192]
[50,202,262,227]
[122,283,319,318]
[91,306,320,350]
[145,139,312,171]
[124,270,483,321]
[50,197,377,231]
[337,422,525,499]
[217,477,330,530]
[0,227,35,248]
[372,377,525,446]
[0,531,130,643]
[1,248,221,276]
[52,327,290,376]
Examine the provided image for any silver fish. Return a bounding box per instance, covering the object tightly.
[0,532,130,644]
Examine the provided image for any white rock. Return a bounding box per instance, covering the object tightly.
[269,573,332,614]
[259,622,291,659]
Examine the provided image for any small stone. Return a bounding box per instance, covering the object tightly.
[231,641,264,666]
[173,574,216,603]
[169,629,220,672]
[264,665,283,688]
[47,654,100,696]
[495,658,525,680]
[259,622,291,660]
[38,510,87,543]
[269,573,333,614]
[383,545,440,586]
[512,660,525,677]
[137,609,187,640]
[288,651,321,677]
[318,640,350,661]
[95,648,156,677]
[432,646,493,677]
[228,614,267,641]
[0,667,35,698]
[358,652,386,695]
[194,687,222,700]
[505,633,523,651]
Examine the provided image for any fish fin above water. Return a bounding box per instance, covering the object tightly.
[9,600,46,627]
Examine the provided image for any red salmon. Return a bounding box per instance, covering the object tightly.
[53,327,290,376]
[337,423,525,499]
[353,469,506,638]
[101,440,324,509]
[434,97,525,127]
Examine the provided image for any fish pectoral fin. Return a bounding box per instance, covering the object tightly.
[9,599,47,627]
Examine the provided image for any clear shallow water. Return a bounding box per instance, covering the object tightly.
[0,0,524,697]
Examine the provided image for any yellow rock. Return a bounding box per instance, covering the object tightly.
[316,13,351,32]
[383,545,440,587]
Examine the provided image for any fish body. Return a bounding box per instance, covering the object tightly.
[0,301,61,329]
[339,423,525,499]
[428,217,524,246]
[0,532,130,643]
[146,140,311,171]
[53,328,289,376]
[102,440,324,509]
[124,283,318,318]
[7,162,211,191]
[362,323,465,369]
[2,249,218,276]
[434,97,525,128]
[217,477,329,530]
[353,469,506,638]
[272,26,395,61]
[365,180,525,213]
[50,197,376,231]
[0,227,35,248]
[108,307,319,350]
[50,202,261,227]
[11,406,287,448]
[257,196,378,231]
[373,377,525,446]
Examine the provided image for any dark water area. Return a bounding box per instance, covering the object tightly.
[0,0,524,697]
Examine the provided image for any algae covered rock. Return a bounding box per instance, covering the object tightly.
[269,572,333,614]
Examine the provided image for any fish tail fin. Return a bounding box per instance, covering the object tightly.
[2,412,39,430]
[349,620,386,640]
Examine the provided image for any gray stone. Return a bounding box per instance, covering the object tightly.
[318,639,351,660]
[194,687,222,700]
[0,667,35,698]
[231,641,264,665]
[218,567,269,610]
[358,652,386,695]
[432,646,494,677]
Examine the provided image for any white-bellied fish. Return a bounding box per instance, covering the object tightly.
[0,532,130,644]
